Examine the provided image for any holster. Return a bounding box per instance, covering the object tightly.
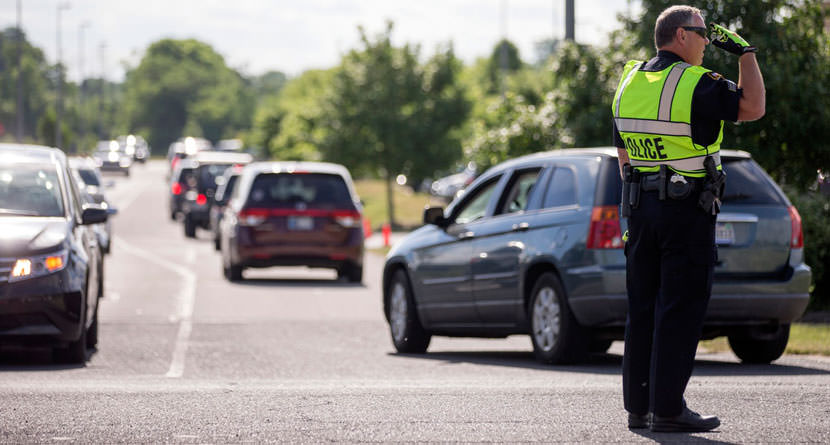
[698,155,726,215]
[621,164,640,217]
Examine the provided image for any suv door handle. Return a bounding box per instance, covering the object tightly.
[459,231,475,240]
[511,222,530,232]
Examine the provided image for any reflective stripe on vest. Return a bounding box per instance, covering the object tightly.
[612,60,723,177]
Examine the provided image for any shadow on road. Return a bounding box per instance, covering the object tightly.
[233,278,366,288]
[0,346,98,370]
[630,429,737,444]
[391,350,830,376]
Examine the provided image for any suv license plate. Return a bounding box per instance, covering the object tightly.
[716,222,735,245]
[288,216,314,231]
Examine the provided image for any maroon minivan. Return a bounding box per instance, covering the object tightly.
[219,162,364,282]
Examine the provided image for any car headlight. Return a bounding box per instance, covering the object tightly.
[8,249,69,282]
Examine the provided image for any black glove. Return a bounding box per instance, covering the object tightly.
[709,23,757,55]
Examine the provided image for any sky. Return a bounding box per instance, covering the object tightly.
[2,0,641,82]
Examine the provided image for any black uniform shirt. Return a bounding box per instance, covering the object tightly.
[613,50,742,150]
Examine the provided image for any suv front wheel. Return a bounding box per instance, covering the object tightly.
[529,272,588,364]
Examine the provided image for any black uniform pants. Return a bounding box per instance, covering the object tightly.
[622,187,716,417]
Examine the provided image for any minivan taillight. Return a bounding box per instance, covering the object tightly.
[586,206,623,249]
[332,210,362,228]
[238,208,268,226]
[788,205,804,248]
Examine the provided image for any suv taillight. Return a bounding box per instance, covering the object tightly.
[587,206,623,249]
[788,205,804,248]
[332,210,362,228]
[196,194,207,205]
[171,182,182,195]
[238,208,268,226]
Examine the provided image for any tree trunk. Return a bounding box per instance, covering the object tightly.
[385,170,396,230]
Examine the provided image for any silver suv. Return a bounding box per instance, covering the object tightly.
[382,148,811,364]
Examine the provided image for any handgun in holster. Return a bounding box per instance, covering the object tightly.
[621,164,639,217]
[698,155,726,215]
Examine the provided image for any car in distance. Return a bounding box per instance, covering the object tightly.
[92,140,132,176]
[210,165,245,250]
[117,134,150,163]
[220,161,364,282]
[68,156,118,254]
[0,143,108,363]
[180,151,253,238]
[382,148,811,365]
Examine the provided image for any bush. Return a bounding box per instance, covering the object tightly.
[786,188,830,309]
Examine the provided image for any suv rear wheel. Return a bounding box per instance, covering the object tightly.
[338,263,363,283]
[529,272,588,364]
[728,324,790,364]
[184,214,196,238]
[387,270,430,353]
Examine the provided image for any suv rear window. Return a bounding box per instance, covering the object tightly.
[247,173,354,209]
[595,157,623,206]
[197,164,233,192]
[720,158,786,205]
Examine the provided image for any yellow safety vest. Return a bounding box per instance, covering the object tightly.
[612,60,723,177]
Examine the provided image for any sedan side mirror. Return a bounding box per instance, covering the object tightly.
[423,206,447,227]
[81,205,109,225]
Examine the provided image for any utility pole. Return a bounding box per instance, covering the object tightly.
[15,0,23,142]
[565,0,574,41]
[77,21,90,152]
[55,1,71,150]
[98,42,106,140]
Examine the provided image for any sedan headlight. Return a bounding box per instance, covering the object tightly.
[8,249,69,282]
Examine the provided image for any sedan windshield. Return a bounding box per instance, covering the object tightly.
[0,165,65,217]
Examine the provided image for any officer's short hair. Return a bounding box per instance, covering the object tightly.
[654,5,703,49]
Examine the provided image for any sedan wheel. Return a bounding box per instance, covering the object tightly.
[387,270,430,353]
[528,272,587,364]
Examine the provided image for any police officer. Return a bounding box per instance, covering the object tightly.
[612,5,765,432]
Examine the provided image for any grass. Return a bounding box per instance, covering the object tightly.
[353,179,446,231]
[699,323,830,356]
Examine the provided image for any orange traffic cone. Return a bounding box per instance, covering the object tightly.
[363,217,373,238]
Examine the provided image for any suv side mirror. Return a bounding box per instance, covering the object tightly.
[81,205,109,225]
[423,206,447,227]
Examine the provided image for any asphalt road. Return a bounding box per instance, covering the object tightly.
[1,160,829,443]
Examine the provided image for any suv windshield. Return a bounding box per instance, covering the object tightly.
[0,164,65,217]
[247,173,353,210]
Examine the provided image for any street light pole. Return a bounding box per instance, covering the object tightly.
[55,1,71,150]
[78,21,90,152]
[15,0,24,142]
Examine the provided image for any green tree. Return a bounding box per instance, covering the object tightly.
[0,27,52,142]
[250,69,335,161]
[123,39,253,152]
[321,22,470,226]
[619,0,830,187]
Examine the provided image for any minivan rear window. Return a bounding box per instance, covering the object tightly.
[720,158,786,205]
[247,173,354,209]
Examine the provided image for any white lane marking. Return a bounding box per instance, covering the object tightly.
[114,236,196,378]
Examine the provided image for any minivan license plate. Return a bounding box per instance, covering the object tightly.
[715,222,735,245]
[288,216,314,230]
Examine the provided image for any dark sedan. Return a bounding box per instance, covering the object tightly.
[0,144,108,363]
[383,148,811,364]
